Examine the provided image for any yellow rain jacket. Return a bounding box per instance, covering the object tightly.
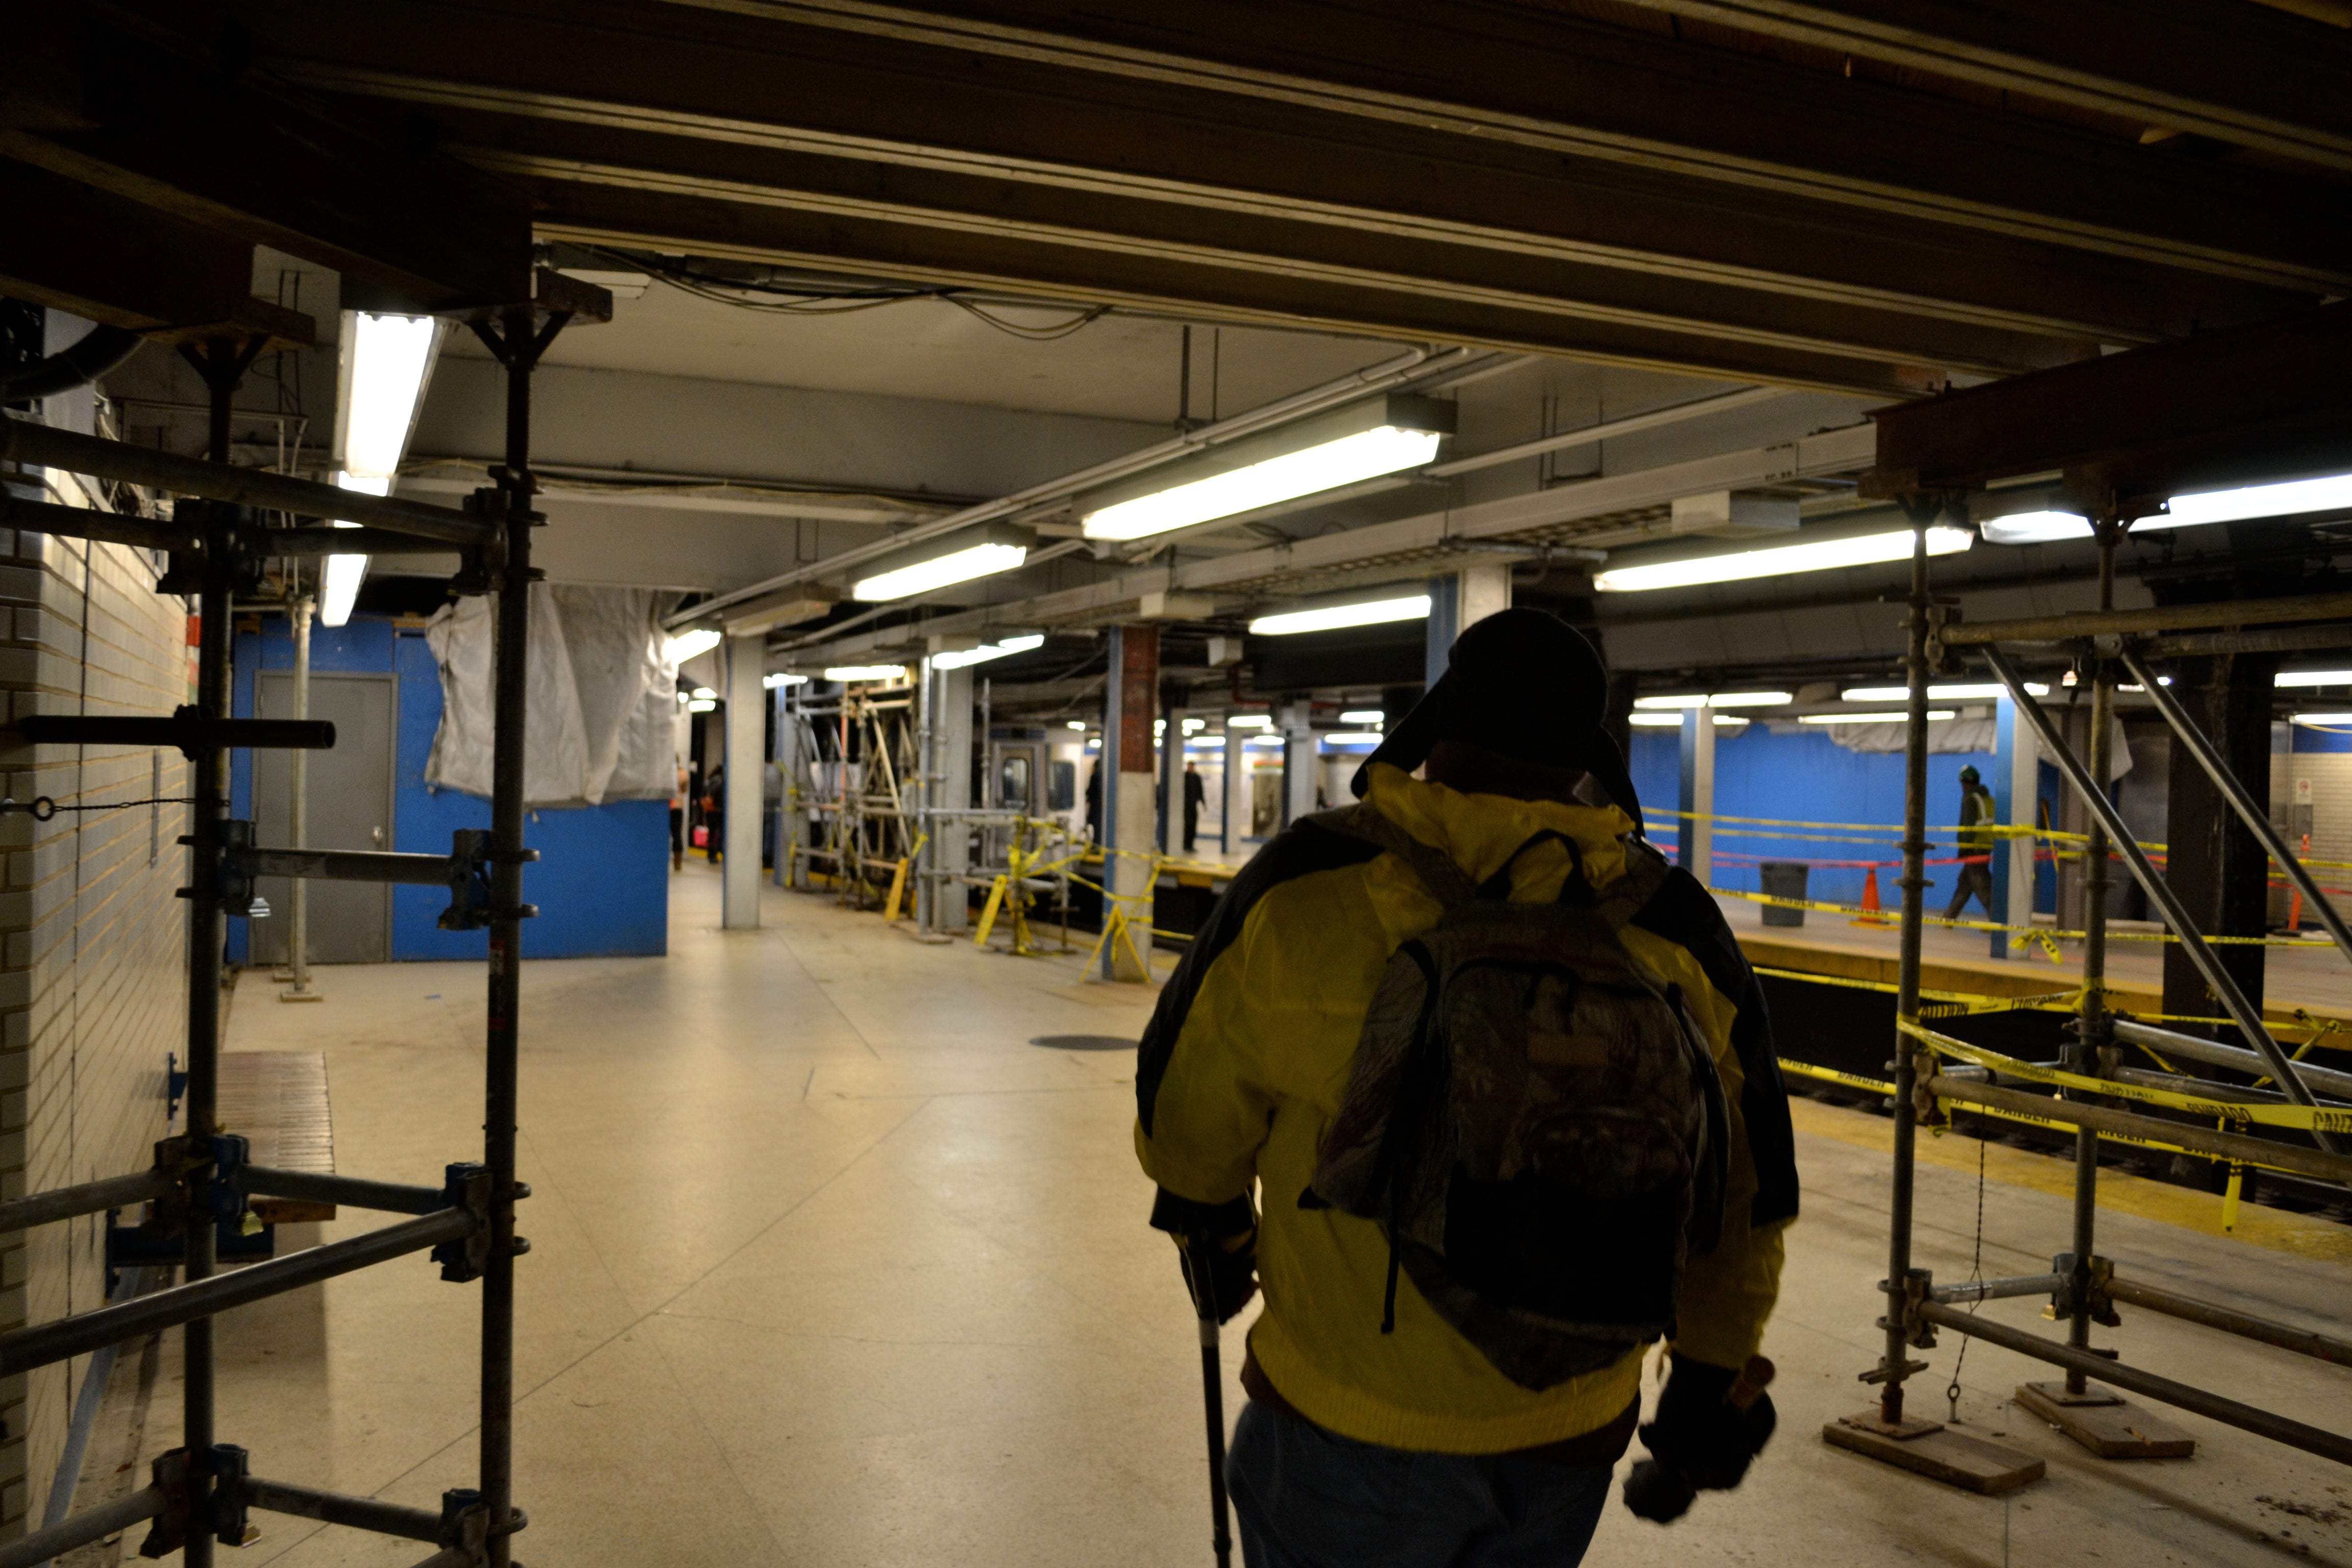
[1135,764,1798,1454]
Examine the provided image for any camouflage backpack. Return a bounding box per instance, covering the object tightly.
[1300,803,1728,1391]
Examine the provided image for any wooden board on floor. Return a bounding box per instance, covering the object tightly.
[218,1050,335,1223]
[1823,1413,2047,1494]
[2015,1382,2198,1458]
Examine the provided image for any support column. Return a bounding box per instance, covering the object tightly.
[1989,693,2037,961]
[775,678,804,891]
[1678,704,1715,885]
[936,664,974,933]
[1221,724,1246,856]
[2162,652,2279,1034]
[1280,699,1316,828]
[722,631,763,928]
[1104,624,1158,981]
[1424,565,1511,683]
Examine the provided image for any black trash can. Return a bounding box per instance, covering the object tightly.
[1758,861,1808,927]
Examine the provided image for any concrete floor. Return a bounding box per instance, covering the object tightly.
[152,864,2352,1566]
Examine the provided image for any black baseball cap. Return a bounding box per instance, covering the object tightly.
[1352,607,1641,824]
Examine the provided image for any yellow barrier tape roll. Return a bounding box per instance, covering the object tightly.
[1898,1019,2352,1134]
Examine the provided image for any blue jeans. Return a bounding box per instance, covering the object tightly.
[1227,1401,1613,1568]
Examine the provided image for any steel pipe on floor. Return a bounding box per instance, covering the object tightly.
[0,417,492,546]
[0,1209,474,1376]
[2108,1278,2352,1367]
[0,1484,168,1568]
[1928,1077,2352,1183]
[0,1166,177,1236]
[1914,1300,2352,1465]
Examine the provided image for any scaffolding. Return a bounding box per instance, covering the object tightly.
[782,681,922,909]
[1832,510,2352,1488]
[0,275,596,1566]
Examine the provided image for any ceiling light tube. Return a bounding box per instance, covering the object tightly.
[1079,395,1454,543]
[1250,594,1430,636]
[930,633,1044,670]
[825,665,909,683]
[763,672,808,688]
[1594,526,1972,592]
[2293,712,2352,725]
[1977,509,2092,546]
[1340,709,1387,725]
[1841,682,2046,702]
[851,523,1032,602]
[1979,470,2352,547]
[1628,712,1751,727]
[2277,669,2352,688]
[1633,691,1792,709]
[1227,715,1273,729]
[1799,710,1958,725]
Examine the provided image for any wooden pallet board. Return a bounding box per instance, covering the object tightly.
[1824,1412,2047,1494]
[2015,1382,2197,1459]
[218,1051,334,1223]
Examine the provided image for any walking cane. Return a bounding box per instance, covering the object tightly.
[1182,1234,1235,1568]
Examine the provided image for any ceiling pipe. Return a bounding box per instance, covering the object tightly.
[0,325,145,402]
[1424,386,1790,478]
[665,342,1476,629]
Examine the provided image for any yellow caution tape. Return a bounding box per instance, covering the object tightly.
[1899,1019,2352,1134]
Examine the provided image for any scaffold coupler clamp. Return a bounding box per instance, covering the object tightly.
[1921,600,1959,674]
[217,819,262,916]
[452,487,517,596]
[433,1162,496,1283]
[2051,1252,2120,1327]
[440,1485,527,1562]
[1874,1269,1939,1353]
[136,1448,194,1559]
[155,500,262,598]
[439,829,495,930]
[209,1131,259,1234]
[210,1443,254,1546]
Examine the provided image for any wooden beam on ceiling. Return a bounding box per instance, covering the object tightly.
[1614,0,2352,174]
[2,2,536,313]
[229,0,2335,336]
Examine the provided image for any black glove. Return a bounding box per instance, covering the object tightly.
[1150,1187,1258,1325]
[1638,1357,1777,1491]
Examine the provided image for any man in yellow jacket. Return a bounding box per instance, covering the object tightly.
[1136,609,1796,1565]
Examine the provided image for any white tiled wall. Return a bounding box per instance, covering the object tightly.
[0,515,189,1538]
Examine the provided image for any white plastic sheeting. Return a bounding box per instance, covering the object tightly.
[424,585,678,806]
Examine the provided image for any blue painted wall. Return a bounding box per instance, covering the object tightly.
[1629,724,1996,907]
[229,614,667,962]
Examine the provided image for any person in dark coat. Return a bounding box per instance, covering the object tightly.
[1182,762,1207,852]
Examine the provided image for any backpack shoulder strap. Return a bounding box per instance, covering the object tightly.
[1301,802,1481,910]
[1594,835,1676,930]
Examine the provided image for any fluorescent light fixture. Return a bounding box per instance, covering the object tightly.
[1800,710,1958,725]
[319,472,386,629]
[1340,709,1387,725]
[1085,427,1442,542]
[931,633,1045,671]
[763,672,808,689]
[690,687,716,701]
[1250,593,1430,636]
[1841,682,2047,702]
[2293,712,2352,725]
[1595,526,1971,592]
[1182,718,1206,732]
[1066,720,1087,730]
[1228,715,1273,729]
[1978,510,2090,546]
[1629,712,1748,727]
[687,699,717,713]
[1318,731,1386,746]
[825,665,908,683]
[1980,471,2352,546]
[341,313,439,481]
[2277,670,2352,688]
[851,525,1031,602]
[666,628,722,665]
[1245,736,1285,748]
[1633,691,1792,709]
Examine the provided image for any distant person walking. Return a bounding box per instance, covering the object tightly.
[1945,764,1998,920]
[1183,762,1206,853]
[670,762,689,872]
[703,763,725,865]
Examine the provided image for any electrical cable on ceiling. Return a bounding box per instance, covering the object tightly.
[582,247,1110,341]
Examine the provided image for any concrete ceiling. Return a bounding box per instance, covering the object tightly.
[438,275,1405,424]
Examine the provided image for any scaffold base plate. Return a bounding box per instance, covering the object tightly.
[2016,1383,2197,1458]
[1825,1412,2046,1494]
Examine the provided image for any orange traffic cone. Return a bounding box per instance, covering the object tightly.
[1852,866,1888,926]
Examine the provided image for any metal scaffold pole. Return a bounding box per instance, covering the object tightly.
[283,593,318,1001]
[1881,508,1932,1425]
[2067,526,2120,1391]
